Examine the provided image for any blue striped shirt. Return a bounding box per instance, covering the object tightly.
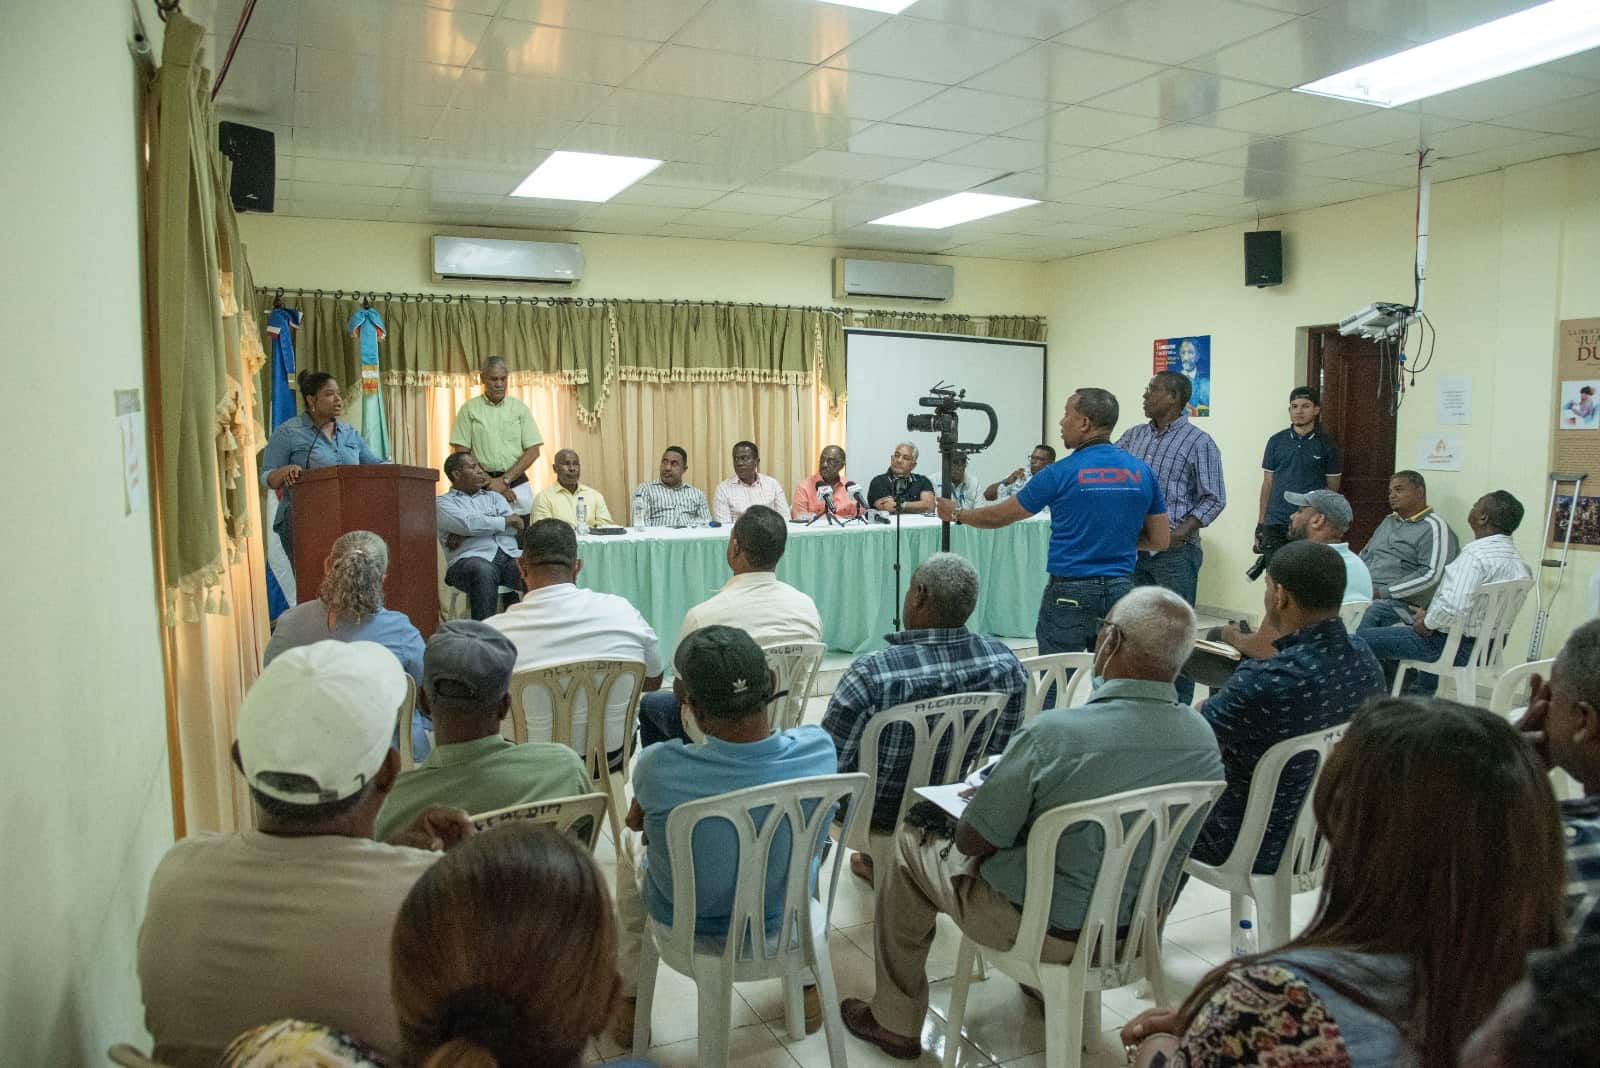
[1115,415,1227,531]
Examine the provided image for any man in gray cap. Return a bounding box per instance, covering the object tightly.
[375,620,591,840]
[610,625,838,1045]
[137,641,474,1067]
[1285,489,1372,605]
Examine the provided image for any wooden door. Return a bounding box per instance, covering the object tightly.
[1305,327,1398,551]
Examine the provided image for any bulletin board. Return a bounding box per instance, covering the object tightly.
[1547,317,1600,549]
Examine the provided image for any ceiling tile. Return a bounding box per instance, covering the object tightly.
[298,1,493,64]
[1120,158,1249,190]
[783,150,918,182]
[557,123,712,163]
[1393,122,1545,159]
[429,112,576,164]
[1297,146,1423,179]
[879,160,1009,191]
[1209,89,1374,136]
[962,44,1163,104]
[1299,107,1463,149]
[1324,0,1560,44]
[903,0,1118,40]
[451,70,613,123]
[726,217,832,242]
[1202,16,1411,89]
[468,18,659,83]
[498,0,704,41]
[626,46,812,104]
[971,172,1100,201]
[679,209,783,229]
[1007,106,1163,147]
[1495,93,1600,136]
[888,87,1053,135]
[295,46,465,107]
[1060,181,1176,207]
[292,92,445,137]
[705,191,821,215]
[764,68,946,121]
[214,0,302,44]
[826,19,1035,84]
[291,157,414,186]
[704,109,859,169]
[843,123,986,160]
[740,173,870,200]
[672,0,883,65]
[584,89,752,135]
[1057,0,1294,66]
[289,180,401,207]
[1419,68,1600,124]
[642,161,750,192]
[214,41,298,124]
[573,203,687,227]
[1109,122,1255,158]
[1145,188,1261,214]
[1050,148,1171,181]
[1197,135,1352,170]
[937,136,1060,171]
[1083,71,1276,123]
[610,183,726,208]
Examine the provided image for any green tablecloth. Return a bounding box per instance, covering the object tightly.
[575,514,1052,661]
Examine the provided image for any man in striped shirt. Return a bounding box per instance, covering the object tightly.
[1359,470,1459,629]
[1358,490,1530,694]
[633,445,709,528]
[1117,371,1226,702]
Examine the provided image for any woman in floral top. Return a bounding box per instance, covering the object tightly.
[1123,698,1568,1068]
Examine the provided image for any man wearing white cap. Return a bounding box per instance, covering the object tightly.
[137,640,474,1068]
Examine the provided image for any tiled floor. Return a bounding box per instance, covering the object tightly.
[594,616,1276,1067]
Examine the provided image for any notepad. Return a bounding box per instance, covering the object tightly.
[911,756,1002,820]
[1193,638,1242,661]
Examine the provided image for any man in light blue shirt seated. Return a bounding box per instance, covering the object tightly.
[611,626,837,1046]
[1283,490,1372,605]
[436,450,526,620]
[841,587,1223,1060]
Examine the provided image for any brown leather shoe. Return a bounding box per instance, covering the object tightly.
[840,997,921,1060]
[608,995,636,1049]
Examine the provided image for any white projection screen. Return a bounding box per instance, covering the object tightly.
[844,330,1048,493]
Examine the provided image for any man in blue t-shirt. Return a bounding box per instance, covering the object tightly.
[610,625,838,1045]
[937,388,1169,655]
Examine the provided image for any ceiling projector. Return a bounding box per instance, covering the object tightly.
[1338,301,1419,340]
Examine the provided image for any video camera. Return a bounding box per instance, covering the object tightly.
[905,383,998,456]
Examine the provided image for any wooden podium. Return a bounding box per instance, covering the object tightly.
[290,464,442,638]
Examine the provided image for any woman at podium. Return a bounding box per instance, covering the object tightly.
[260,371,385,557]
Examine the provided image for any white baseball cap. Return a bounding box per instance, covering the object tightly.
[237,640,407,804]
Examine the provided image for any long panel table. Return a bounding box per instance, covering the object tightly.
[574,513,1051,662]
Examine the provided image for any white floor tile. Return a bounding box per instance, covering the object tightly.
[638,1021,801,1068]
[1096,943,1215,1022]
[788,1007,997,1067]
[1164,912,1235,968]
[1166,878,1232,924]
[618,957,764,1051]
[926,969,1129,1065]
[996,1027,1130,1068]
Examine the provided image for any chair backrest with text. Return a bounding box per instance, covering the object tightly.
[1206,723,1345,890]
[762,641,826,732]
[468,792,608,852]
[858,691,1008,831]
[508,658,645,773]
[396,675,418,771]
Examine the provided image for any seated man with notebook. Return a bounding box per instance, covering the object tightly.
[840,586,1222,1060]
[1189,541,1384,873]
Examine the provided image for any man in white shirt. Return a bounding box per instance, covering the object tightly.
[1282,490,1372,604]
[486,518,663,764]
[437,451,525,620]
[1358,491,1532,694]
[137,641,473,1067]
[637,505,822,747]
[711,439,787,524]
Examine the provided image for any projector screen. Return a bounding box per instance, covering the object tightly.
[845,329,1048,495]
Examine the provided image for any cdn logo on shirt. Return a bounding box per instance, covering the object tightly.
[1077,468,1143,485]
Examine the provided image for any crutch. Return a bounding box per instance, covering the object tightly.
[1530,471,1587,660]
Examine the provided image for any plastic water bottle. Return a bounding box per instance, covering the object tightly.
[575,497,588,533]
[632,489,646,530]
[1232,918,1257,959]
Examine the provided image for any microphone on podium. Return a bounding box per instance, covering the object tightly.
[845,481,869,513]
[817,480,836,514]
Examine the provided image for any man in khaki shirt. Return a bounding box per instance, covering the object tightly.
[449,356,543,502]
[137,642,473,1066]
[531,448,614,528]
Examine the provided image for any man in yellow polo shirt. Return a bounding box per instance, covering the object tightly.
[531,448,614,528]
[449,356,543,503]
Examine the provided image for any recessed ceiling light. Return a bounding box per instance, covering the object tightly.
[818,0,919,12]
[510,151,662,202]
[869,192,1040,229]
[1294,0,1600,108]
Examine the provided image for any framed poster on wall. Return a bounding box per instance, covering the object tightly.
[1546,318,1600,550]
[1153,335,1210,417]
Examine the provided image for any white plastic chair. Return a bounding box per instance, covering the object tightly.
[942,780,1226,1068]
[842,692,1009,878]
[1337,599,1370,633]
[509,658,646,846]
[633,773,869,1068]
[1019,652,1096,722]
[396,676,419,771]
[1183,724,1347,952]
[469,791,609,852]
[1392,577,1532,700]
[107,1046,170,1068]
[764,641,826,731]
[1489,657,1554,717]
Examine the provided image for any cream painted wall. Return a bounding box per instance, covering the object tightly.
[237,215,1051,315]
[1,2,172,1062]
[1047,149,1600,659]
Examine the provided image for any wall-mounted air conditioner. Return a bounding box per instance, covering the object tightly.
[833,257,954,303]
[432,236,584,284]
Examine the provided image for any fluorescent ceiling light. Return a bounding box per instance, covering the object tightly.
[869,192,1039,229]
[1294,0,1600,108]
[510,150,661,202]
[818,0,920,12]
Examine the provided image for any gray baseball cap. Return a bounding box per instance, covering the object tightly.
[1284,489,1353,531]
[423,619,518,715]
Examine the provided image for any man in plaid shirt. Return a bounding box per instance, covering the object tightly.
[823,553,1027,882]
[1520,619,1600,940]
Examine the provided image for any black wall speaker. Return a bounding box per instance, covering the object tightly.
[1244,230,1282,288]
[218,121,275,213]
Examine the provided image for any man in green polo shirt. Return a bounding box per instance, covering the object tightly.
[374,620,589,840]
[449,356,544,503]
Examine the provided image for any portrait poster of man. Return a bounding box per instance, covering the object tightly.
[1153,334,1211,417]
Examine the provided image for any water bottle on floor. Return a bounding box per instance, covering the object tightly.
[1232,918,1257,959]
[575,497,589,534]
[632,489,646,530]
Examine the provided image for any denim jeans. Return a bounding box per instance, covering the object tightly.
[445,549,524,621]
[637,689,689,747]
[1036,576,1134,655]
[1135,539,1203,703]
[1356,623,1475,695]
